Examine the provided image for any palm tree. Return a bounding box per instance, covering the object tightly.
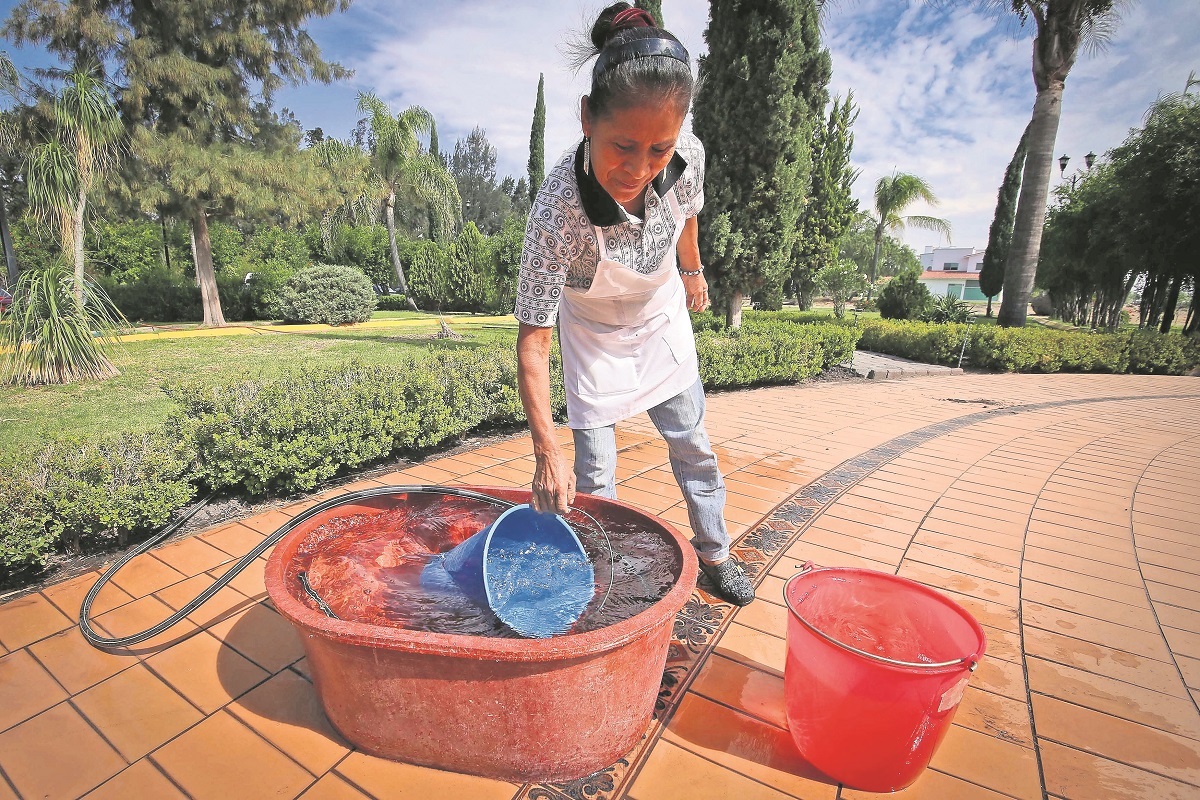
[310,137,376,261]
[24,68,122,304]
[869,172,951,293]
[0,52,21,287]
[357,93,460,311]
[996,0,1127,327]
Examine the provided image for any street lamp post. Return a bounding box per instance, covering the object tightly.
[1058,151,1097,191]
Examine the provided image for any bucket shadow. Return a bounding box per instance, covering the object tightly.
[673,654,840,789]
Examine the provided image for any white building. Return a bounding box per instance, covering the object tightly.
[916,246,996,301]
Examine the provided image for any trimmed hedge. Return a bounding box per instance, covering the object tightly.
[0,430,195,571]
[856,319,1200,375]
[1,320,853,578]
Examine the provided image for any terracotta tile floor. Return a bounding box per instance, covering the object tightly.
[2,372,1199,799]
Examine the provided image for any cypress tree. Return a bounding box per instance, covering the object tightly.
[980,123,1030,317]
[793,92,860,309]
[692,0,831,328]
[527,73,545,205]
[635,0,664,27]
[430,117,445,167]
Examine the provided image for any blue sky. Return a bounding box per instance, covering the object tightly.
[2,0,1197,252]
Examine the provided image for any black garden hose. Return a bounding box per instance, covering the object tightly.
[78,485,523,648]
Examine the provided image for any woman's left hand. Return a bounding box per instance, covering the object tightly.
[682,271,710,313]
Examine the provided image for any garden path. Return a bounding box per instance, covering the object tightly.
[0,372,1197,800]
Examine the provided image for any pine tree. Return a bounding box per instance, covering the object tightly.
[527,74,546,205]
[792,92,859,309]
[692,0,831,328]
[980,123,1030,317]
[635,0,664,27]
[5,0,350,327]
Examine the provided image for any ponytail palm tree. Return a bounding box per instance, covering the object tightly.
[23,68,122,303]
[357,93,461,311]
[869,172,951,291]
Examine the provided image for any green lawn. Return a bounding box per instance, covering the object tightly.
[0,315,519,452]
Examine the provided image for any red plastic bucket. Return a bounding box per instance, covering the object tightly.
[783,563,986,792]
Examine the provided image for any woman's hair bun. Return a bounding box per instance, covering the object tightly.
[591,3,657,50]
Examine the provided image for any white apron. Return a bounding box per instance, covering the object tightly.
[558,192,699,429]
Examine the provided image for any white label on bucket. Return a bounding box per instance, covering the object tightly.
[938,676,969,713]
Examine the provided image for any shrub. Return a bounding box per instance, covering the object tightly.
[877,269,931,320]
[376,294,410,311]
[696,321,859,387]
[923,294,973,323]
[274,264,377,325]
[166,343,551,496]
[0,429,196,572]
[856,318,1200,375]
[445,222,491,312]
[102,267,203,323]
[815,261,868,319]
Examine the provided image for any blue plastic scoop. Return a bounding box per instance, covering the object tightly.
[420,504,595,638]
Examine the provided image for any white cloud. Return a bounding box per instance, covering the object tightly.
[274,0,1198,255]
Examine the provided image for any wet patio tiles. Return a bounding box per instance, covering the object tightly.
[911,531,1022,568]
[625,739,801,800]
[1022,625,1188,697]
[383,462,462,485]
[954,685,1035,747]
[798,527,906,565]
[1021,547,1142,584]
[1025,656,1200,740]
[1022,603,1175,662]
[1023,532,1136,565]
[72,662,203,761]
[0,591,73,651]
[151,710,316,799]
[660,692,837,799]
[898,560,1020,608]
[1038,738,1200,800]
[100,554,191,599]
[928,724,1043,799]
[1021,581,1160,631]
[1033,694,1200,785]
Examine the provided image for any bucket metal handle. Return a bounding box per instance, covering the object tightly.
[563,503,616,613]
[789,561,978,671]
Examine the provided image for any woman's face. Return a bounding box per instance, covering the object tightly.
[582,97,687,212]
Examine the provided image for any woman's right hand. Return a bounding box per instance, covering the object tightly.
[531,448,576,516]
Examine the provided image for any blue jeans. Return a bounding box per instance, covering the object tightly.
[572,379,730,563]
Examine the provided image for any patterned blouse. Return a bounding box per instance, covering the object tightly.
[515,130,705,328]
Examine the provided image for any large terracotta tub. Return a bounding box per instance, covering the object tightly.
[264,485,697,782]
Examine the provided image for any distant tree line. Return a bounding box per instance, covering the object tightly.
[1037,80,1199,334]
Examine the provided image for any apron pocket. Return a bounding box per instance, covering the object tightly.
[576,351,639,397]
[662,315,698,366]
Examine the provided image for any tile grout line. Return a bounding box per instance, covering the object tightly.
[1128,430,1200,721]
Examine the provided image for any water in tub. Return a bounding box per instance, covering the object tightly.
[287,492,680,638]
